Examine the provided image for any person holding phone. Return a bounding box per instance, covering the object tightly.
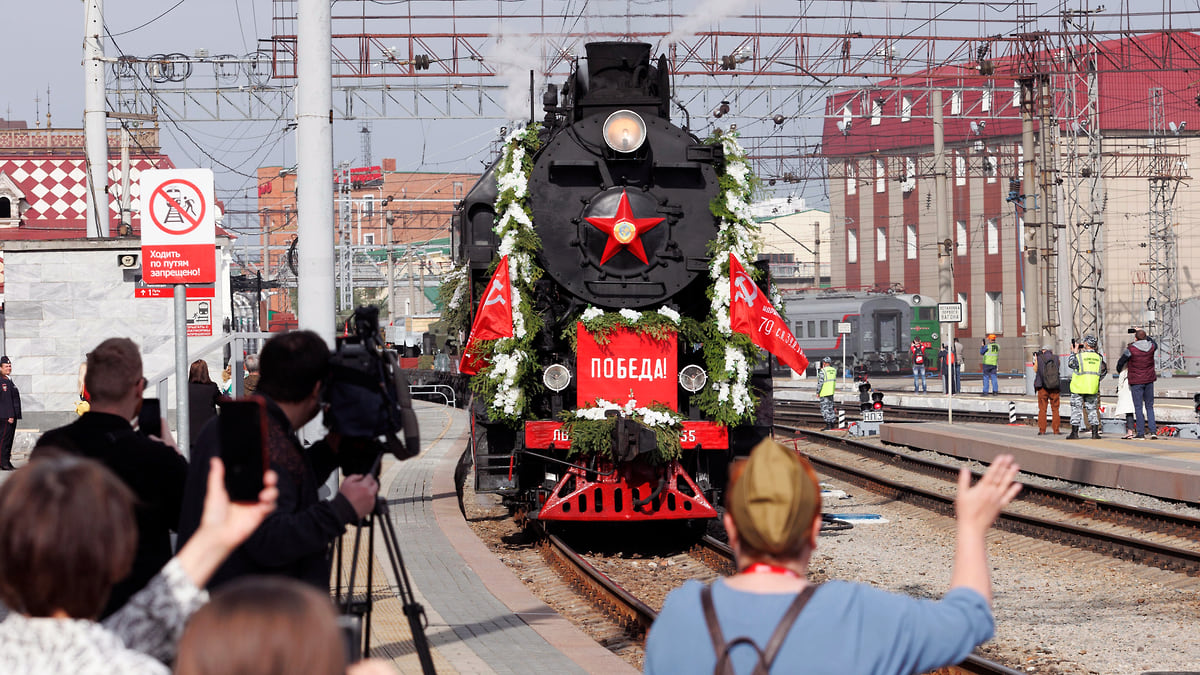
[177,330,380,592]
[33,338,189,617]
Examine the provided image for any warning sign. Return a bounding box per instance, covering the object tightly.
[186,300,213,336]
[140,169,216,285]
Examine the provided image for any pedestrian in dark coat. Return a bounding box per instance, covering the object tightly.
[187,360,221,445]
[33,338,188,617]
[0,356,21,470]
[1116,329,1158,438]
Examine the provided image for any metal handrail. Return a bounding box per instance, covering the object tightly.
[409,384,455,407]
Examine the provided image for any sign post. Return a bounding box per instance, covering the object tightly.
[837,321,852,390]
[937,302,963,424]
[140,169,217,457]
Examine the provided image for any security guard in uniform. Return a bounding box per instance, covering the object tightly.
[817,357,838,429]
[980,335,1000,395]
[1067,336,1106,439]
[0,356,20,470]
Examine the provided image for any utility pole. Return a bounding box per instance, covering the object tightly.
[1020,78,1042,396]
[83,0,109,237]
[933,89,956,419]
[385,207,396,320]
[296,0,335,344]
[812,221,821,287]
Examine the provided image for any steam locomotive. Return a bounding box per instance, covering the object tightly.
[455,42,773,524]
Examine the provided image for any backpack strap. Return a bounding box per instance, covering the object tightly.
[701,582,821,675]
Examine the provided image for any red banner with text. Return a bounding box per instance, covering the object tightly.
[576,323,677,411]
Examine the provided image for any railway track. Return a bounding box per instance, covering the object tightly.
[780,427,1200,577]
[535,524,1022,675]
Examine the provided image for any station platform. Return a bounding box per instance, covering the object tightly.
[878,422,1200,504]
[363,401,635,674]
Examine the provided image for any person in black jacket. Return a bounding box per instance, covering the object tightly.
[33,338,189,617]
[0,356,21,470]
[187,359,221,445]
[175,330,378,591]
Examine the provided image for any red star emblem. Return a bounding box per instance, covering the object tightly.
[584,189,664,265]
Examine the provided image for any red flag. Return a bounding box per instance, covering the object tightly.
[728,254,809,374]
[458,256,515,375]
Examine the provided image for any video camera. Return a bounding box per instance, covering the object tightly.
[323,306,421,475]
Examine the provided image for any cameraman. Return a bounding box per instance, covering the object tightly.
[176,331,379,591]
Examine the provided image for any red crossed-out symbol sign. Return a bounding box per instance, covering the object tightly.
[149,179,207,236]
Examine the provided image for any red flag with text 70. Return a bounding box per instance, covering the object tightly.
[728,254,809,375]
[458,256,514,375]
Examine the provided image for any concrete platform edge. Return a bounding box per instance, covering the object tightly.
[881,423,1200,503]
[429,409,638,675]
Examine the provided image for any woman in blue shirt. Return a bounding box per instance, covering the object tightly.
[645,440,1021,675]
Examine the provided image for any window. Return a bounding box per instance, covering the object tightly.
[987,218,999,255]
[901,95,912,122]
[876,159,886,193]
[956,220,967,257]
[957,292,969,329]
[1017,144,1024,178]
[820,320,830,338]
[847,229,858,264]
[903,156,916,192]
[795,322,804,338]
[847,162,857,195]
[807,320,816,338]
[950,90,962,115]
[1012,82,1021,108]
[871,98,882,126]
[0,197,9,219]
[981,88,992,113]
[955,154,966,186]
[842,104,852,127]
[985,291,1003,334]
[362,195,374,218]
[906,224,918,259]
[986,155,998,183]
[363,233,376,246]
[876,227,888,262]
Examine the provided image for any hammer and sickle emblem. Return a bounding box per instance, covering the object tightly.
[484,282,507,308]
[733,271,759,308]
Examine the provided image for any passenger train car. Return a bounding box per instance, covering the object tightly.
[781,292,917,373]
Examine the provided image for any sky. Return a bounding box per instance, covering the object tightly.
[1,0,1184,238]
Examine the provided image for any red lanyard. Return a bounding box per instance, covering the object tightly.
[742,563,801,579]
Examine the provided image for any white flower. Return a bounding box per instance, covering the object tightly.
[582,306,603,321]
[619,308,641,323]
[656,306,680,323]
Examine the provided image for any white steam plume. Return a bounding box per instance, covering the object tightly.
[487,31,546,122]
[664,0,759,45]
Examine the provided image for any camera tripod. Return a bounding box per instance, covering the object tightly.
[335,493,436,674]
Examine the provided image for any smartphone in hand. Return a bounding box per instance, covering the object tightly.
[138,398,162,438]
[218,397,269,502]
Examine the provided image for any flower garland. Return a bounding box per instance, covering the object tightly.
[437,263,471,335]
[695,130,767,426]
[467,124,544,423]
[566,304,701,351]
[560,399,684,463]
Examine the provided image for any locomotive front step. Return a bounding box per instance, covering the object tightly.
[536,459,718,522]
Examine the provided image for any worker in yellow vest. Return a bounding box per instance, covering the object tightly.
[1066,335,1107,439]
[980,335,1000,395]
[817,357,838,430]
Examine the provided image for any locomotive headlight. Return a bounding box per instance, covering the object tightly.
[679,364,707,393]
[603,110,647,153]
[543,364,572,392]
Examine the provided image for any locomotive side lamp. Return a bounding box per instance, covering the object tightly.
[603,110,647,153]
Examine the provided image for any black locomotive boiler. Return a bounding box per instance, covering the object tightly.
[455,42,772,524]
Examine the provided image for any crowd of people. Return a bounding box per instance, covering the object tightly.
[0,331,391,674]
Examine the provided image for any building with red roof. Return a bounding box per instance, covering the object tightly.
[821,31,1200,369]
